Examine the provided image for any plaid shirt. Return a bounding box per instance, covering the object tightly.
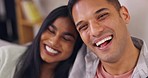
[69,37,148,78]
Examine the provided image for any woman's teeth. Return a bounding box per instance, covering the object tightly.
[45,45,58,54]
[96,36,112,47]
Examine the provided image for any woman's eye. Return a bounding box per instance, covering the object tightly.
[97,13,109,21]
[63,35,74,41]
[48,26,55,34]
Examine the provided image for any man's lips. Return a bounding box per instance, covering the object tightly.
[93,35,113,49]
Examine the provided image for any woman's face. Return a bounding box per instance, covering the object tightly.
[40,17,78,64]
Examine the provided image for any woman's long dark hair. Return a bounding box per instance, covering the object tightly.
[13,5,82,78]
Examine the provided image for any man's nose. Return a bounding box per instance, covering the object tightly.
[89,21,104,37]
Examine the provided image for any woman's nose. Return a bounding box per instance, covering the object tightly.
[50,36,60,47]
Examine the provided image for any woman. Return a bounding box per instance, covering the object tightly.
[0,5,82,78]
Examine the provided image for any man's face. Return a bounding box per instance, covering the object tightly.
[72,0,130,63]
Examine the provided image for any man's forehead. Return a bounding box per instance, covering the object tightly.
[72,0,110,22]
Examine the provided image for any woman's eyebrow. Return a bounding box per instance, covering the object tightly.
[50,24,57,30]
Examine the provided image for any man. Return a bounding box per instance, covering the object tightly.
[68,0,148,78]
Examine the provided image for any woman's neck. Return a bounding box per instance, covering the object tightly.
[40,62,59,78]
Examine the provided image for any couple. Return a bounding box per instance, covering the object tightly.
[0,0,148,78]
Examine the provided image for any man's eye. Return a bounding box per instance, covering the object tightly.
[97,13,109,21]
[77,24,88,32]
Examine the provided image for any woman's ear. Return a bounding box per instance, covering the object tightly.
[119,6,130,24]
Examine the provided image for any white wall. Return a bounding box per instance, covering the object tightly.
[33,0,68,18]
[32,0,68,36]
[119,0,148,46]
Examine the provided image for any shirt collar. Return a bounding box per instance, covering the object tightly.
[85,37,148,77]
[132,38,148,77]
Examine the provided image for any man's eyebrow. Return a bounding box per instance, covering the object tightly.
[75,21,83,28]
[75,8,108,27]
[95,8,109,14]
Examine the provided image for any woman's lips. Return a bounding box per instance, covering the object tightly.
[44,44,61,56]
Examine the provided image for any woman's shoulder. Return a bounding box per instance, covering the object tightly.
[0,45,27,78]
[0,45,27,59]
[0,44,27,50]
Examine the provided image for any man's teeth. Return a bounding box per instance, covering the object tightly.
[96,36,112,46]
[45,46,58,54]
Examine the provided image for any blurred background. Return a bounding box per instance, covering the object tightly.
[0,0,148,47]
[119,0,148,47]
[0,0,68,44]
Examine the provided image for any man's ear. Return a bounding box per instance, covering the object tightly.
[119,6,130,24]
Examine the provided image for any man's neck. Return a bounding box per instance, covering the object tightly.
[101,41,140,75]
